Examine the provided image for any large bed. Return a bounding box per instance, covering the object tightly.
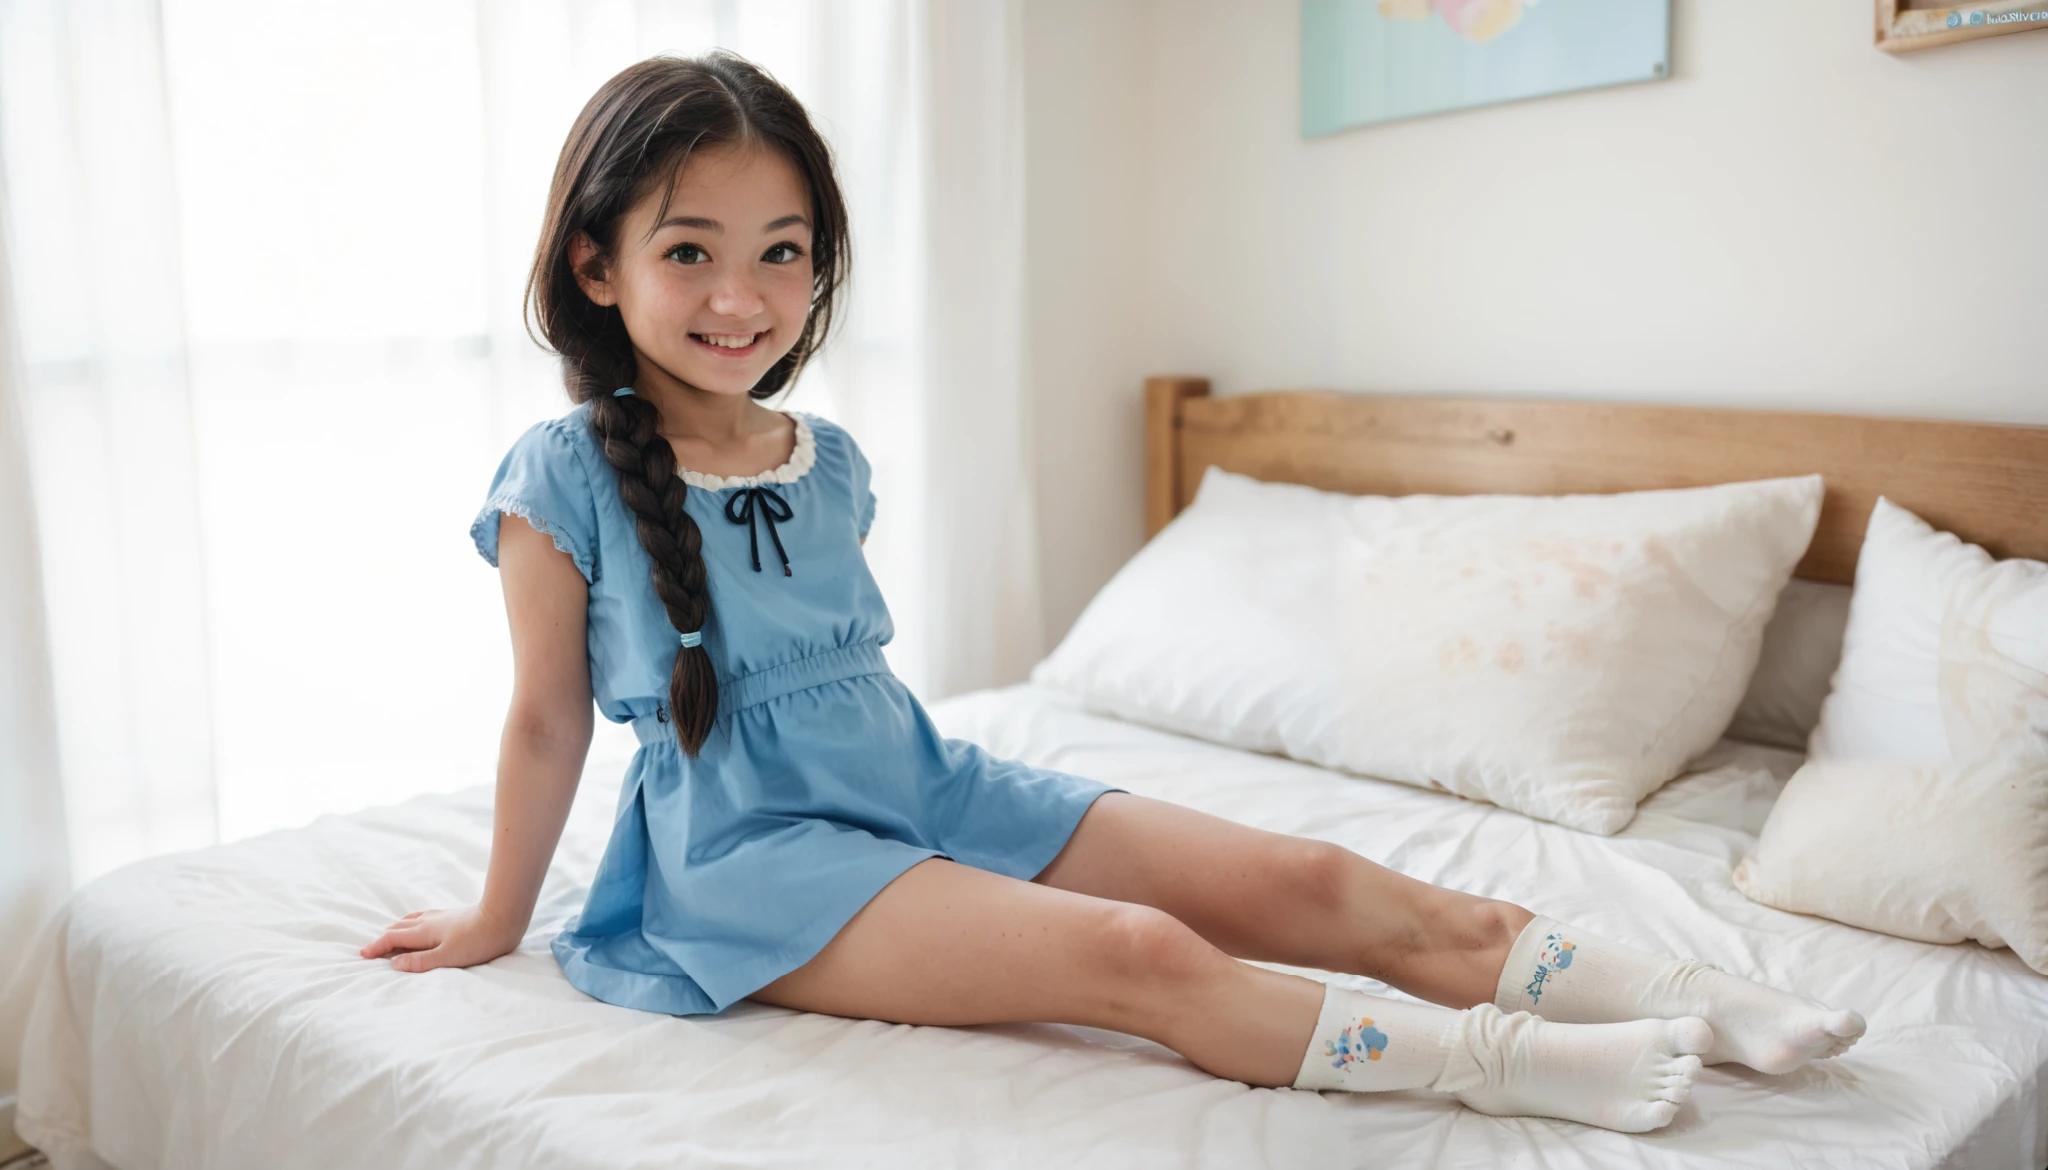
[10,380,2048,1169]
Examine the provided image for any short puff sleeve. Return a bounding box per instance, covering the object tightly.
[847,428,878,541]
[470,418,601,584]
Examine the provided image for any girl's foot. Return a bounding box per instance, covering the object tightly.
[1664,960,1865,1074]
[1494,917,1866,1075]
[1292,986,1707,1134]
[1443,1006,1712,1134]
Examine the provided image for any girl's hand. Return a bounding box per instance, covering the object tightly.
[359,904,525,973]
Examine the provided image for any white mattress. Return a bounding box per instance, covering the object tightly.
[10,683,2047,1170]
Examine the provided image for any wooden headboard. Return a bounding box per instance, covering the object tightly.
[1144,376,2048,585]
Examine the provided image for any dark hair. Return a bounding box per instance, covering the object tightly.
[525,52,850,755]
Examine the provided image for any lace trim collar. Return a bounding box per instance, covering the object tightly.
[675,411,816,491]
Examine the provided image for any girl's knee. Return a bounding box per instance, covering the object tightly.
[1082,904,1227,1031]
[1276,838,1356,913]
[1090,904,1218,986]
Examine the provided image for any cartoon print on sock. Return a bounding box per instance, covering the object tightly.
[1524,932,1576,1004]
[1325,1016,1391,1070]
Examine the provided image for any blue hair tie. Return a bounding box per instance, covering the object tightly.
[679,630,702,648]
[614,387,636,397]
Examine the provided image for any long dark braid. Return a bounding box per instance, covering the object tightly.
[523,52,850,755]
[590,391,717,750]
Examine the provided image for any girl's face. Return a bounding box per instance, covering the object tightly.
[571,143,816,400]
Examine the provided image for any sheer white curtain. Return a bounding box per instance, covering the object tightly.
[0,215,69,1126]
[0,0,217,886]
[0,0,1039,888]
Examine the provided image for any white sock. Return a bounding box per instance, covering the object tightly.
[1494,916,1867,1075]
[1292,983,1710,1133]
[1290,983,1454,1093]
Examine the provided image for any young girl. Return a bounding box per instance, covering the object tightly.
[360,52,1865,1133]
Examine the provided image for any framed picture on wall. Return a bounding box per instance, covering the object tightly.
[1300,0,1672,137]
[1875,0,2048,51]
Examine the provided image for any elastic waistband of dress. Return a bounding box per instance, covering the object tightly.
[629,641,891,747]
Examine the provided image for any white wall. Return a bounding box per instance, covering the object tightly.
[1021,0,1157,648]
[1024,0,2048,645]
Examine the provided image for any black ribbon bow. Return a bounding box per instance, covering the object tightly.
[724,485,794,576]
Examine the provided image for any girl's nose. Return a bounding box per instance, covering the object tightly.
[707,271,765,318]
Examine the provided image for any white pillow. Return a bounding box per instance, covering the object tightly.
[1735,498,2048,972]
[1733,753,2048,973]
[1724,578,1852,751]
[1028,472,1346,762]
[1034,467,1823,834]
[1809,497,2048,762]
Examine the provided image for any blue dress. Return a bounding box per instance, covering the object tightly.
[471,403,1121,1016]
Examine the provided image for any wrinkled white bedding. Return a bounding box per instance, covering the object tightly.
[10,684,2047,1169]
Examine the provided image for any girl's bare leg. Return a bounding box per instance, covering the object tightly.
[1032,793,1532,1009]
[751,856,1325,1087]
[1032,796,1861,1078]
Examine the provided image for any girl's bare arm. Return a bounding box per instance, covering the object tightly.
[360,512,594,972]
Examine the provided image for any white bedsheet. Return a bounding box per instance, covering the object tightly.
[9,683,2047,1169]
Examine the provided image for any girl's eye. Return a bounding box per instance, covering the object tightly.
[763,242,805,264]
[667,243,709,264]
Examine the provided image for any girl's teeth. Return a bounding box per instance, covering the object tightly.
[700,333,757,349]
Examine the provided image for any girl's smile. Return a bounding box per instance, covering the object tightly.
[690,330,767,357]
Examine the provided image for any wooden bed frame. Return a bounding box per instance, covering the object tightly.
[1144,376,2048,585]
